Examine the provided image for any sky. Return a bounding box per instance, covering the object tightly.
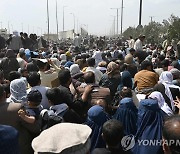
[0,0,180,36]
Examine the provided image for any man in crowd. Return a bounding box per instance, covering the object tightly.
[134,60,159,94]
[163,115,180,154]
[134,35,145,52]
[86,58,103,84]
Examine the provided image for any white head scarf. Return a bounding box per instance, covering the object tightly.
[9,79,27,104]
[60,54,67,61]
[159,71,180,111]
[70,64,80,76]
[148,91,173,116]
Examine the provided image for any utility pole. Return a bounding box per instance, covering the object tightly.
[63,6,67,32]
[120,0,124,36]
[149,16,155,23]
[139,0,143,26]
[111,8,120,35]
[70,13,75,33]
[47,0,50,40]
[56,0,59,39]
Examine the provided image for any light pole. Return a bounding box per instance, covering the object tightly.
[70,13,75,33]
[63,6,67,32]
[120,0,124,36]
[139,0,142,26]
[47,0,50,40]
[111,8,120,35]
[56,0,59,38]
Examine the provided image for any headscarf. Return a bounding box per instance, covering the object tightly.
[0,125,19,154]
[9,79,27,104]
[60,54,67,61]
[5,49,16,58]
[133,99,164,154]
[159,71,180,111]
[70,64,80,76]
[148,91,173,116]
[64,61,74,68]
[106,62,119,77]
[113,98,138,135]
[84,105,110,151]
[118,71,132,91]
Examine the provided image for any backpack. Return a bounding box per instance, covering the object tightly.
[40,104,68,131]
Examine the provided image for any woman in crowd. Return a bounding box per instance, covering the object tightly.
[113,87,138,135]
[84,105,110,151]
[148,91,173,116]
[133,98,165,154]
[154,71,180,112]
[8,78,27,104]
[99,61,121,98]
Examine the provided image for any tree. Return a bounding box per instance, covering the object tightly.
[122,14,180,44]
[168,15,180,40]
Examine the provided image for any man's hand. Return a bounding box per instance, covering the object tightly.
[18,109,26,118]
[174,96,180,109]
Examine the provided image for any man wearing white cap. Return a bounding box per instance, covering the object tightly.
[32,123,92,154]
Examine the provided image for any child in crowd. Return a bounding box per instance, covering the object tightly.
[18,89,42,124]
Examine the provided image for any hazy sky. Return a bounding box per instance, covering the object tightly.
[0,0,180,35]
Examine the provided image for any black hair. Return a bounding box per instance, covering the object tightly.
[140,60,153,70]
[120,87,132,98]
[117,53,124,60]
[134,51,148,63]
[87,58,95,67]
[163,115,180,154]
[83,71,95,84]
[19,51,25,58]
[26,62,39,73]
[46,88,63,105]
[20,68,28,74]
[58,69,71,86]
[23,33,28,37]
[120,64,128,72]
[158,55,165,61]
[102,119,124,147]
[27,90,42,106]
[36,60,47,70]
[161,59,169,67]
[27,72,40,87]
[9,71,21,82]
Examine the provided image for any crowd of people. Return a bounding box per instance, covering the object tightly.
[0,31,180,154]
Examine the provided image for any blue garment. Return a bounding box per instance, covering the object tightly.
[132,99,164,154]
[64,61,74,68]
[118,71,132,91]
[113,98,138,135]
[84,105,110,152]
[0,125,19,154]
